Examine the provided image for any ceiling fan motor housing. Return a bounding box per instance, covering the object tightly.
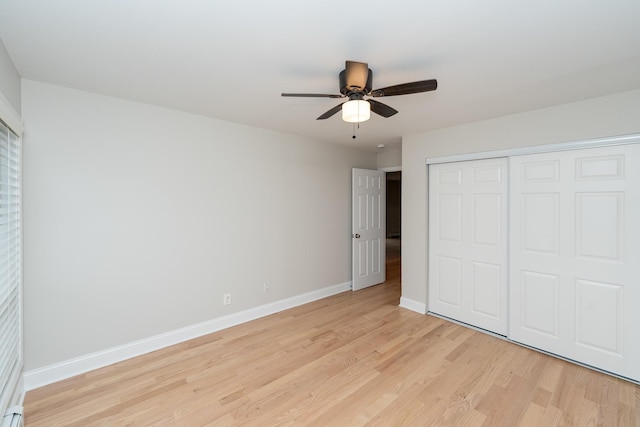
[339,68,373,95]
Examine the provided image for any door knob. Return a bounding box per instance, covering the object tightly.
[353,234,361,238]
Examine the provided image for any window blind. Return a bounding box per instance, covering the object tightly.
[0,120,21,414]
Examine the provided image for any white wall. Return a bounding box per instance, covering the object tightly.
[22,79,377,371]
[401,89,640,309]
[377,144,402,169]
[0,38,21,114]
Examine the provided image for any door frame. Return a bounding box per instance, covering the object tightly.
[376,166,402,257]
[425,134,640,166]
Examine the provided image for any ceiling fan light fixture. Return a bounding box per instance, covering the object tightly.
[342,100,370,123]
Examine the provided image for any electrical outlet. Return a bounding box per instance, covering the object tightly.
[264,282,270,292]
[223,293,231,305]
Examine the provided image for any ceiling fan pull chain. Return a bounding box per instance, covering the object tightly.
[352,122,357,139]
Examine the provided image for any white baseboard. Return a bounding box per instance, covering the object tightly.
[24,281,352,391]
[399,296,427,314]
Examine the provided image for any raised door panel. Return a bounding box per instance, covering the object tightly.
[437,195,462,243]
[436,256,462,307]
[575,279,623,356]
[521,193,559,255]
[471,261,502,320]
[575,193,623,261]
[520,271,559,339]
[472,194,502,247]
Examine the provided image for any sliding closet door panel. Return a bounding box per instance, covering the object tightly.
[429,158,508,335]
[510,144,640,381]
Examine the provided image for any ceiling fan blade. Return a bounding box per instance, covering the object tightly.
[368,99,398,118]
[316,102,344,120]
[370,79,438,97]
[281,93,344,98]
[344,61,369,91]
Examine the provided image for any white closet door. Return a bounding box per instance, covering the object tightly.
[429,158,508,335]
[510,144,640,381]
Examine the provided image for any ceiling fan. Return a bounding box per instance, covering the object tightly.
[281,60,437,123]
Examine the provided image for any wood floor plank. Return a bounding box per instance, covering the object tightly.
[23,240,640,426]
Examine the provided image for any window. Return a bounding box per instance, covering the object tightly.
[0,118,21,413]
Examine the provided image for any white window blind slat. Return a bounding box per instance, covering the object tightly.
[0,294,19,373]
[0,120,21,415]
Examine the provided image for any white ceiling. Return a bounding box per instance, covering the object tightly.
[1,0,640,151]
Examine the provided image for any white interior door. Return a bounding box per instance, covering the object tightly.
[352,168,385,291]
[428,158,508,335]
[509,144,640,381]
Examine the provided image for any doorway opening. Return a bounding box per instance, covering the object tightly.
[386,171,401,283]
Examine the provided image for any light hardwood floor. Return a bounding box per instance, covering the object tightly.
[24,241,640,426]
